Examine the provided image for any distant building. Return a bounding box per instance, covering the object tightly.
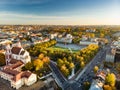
[56,34,73,44]
[0,39,12,45]
[79,41,98,45]
[86,29,96,32]
[114,48,120,63]
[49,33,58,39]
[81,35,89,41]
[105,48,115,63]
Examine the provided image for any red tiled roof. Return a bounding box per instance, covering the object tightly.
[11,47,22,54]
[22,71,32,78]
[10,59,21,64]
[2,68,20,76]
[12,71,32,82]
[12,72,23,81]
[10,61,24,69]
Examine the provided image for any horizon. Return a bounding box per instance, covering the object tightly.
[0,0,120,25]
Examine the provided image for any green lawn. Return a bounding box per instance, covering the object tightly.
[46,46,78,53]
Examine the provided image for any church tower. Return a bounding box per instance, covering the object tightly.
[16,41,22,48]
[5,44,11,65]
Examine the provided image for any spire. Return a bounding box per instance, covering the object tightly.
[6,44,11,50]
[16,41,22,48]
[5,44,11,65]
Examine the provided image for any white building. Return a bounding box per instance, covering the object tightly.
[0,42,37,89]
[49,33,58,39]
[0,39,12,45]
[5,42,31,64]
[56,34,73,43]
[89,70,106,90]
[80,41,98,45]
[105,48,115,62]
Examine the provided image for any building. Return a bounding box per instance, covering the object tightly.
[114,48,120,63]
[56,34,73,44]
[105,48,115,63]
[79,41,98,45]
[5,42,31,64]
[0,67,37,89]
[89,70,107,90]
[0,42,37,89]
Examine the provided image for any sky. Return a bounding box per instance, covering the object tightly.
[0,0,120,25]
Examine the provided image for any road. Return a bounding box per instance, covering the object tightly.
[49,61,67,89]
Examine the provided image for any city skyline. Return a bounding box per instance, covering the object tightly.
[0,0,120,25]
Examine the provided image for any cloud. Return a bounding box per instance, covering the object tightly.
[0,12,71,19]
[0,0,51,5]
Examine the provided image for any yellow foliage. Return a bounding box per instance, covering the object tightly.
[103,85,112,90]
[105,73,116,87]
[80,61,85,68]
[69,62,75,69]
[34,59,43,71]
[61,64,67,71]
[38,53,44,59]
[42,56,50,63]
[94,66,99,73]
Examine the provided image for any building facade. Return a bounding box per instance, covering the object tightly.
[0,42,37,89]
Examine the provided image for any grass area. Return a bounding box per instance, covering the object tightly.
[46,46,79,53]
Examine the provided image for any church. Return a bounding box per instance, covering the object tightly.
[0,42,37,89]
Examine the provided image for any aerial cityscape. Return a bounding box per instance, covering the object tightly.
[0,0,120,90]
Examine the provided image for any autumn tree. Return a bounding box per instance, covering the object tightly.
[25,62,34,71]
[105,73,116,87]
[33,59,43,71]
[60,64,70,77]
[57,59,64,67]
[0,53,5,66]
[42,56,50,64]
[38,53,44,60]
[93,66,99,73]
[103,85,112,90]
[69,62,75,70]
[80,61,85,68]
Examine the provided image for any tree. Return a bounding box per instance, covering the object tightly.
[100,33,105,38]
[60,65,70,77]
[38,53,44,60]
[25,62,34,71]
[93,66,99,73]
[80,61,85,68]
[57,59,64,67]
[33,59,43,71]
[0,53,5,66]
[105,73,116,87]
[42,56,50,64]
[61,64,66,71]
[68,56,72,62]
[83,81,91,90]
[69,62,75,70]
[103,85,112,90]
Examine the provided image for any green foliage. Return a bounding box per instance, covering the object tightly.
[25,62,34,71]
[27,40,56,57]
[83,81,91,90]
